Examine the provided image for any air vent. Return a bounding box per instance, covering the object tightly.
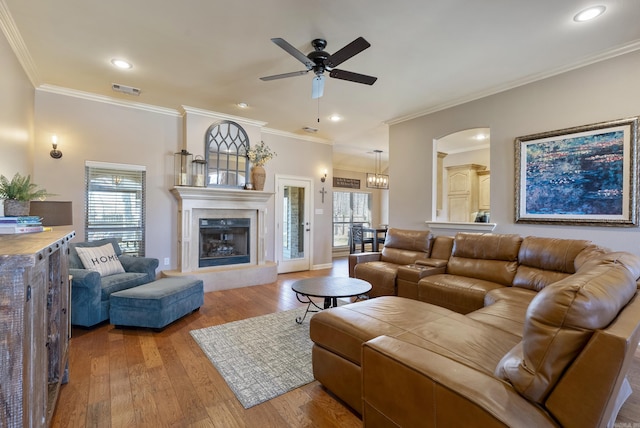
[302,126,318,133]
[112,83,141,96]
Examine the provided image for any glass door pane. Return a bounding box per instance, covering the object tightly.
[277,177,311,274]
[283,185,306,261]
[332,191,372,248]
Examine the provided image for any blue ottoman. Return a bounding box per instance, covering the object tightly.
[109,277,204,329]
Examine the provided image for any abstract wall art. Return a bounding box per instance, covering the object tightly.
[515,116,638,226]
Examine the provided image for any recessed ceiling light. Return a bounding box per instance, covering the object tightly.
[573,5,606,22]
[236,102,249,109]
[329,114,341,122]
[473,133,489,141]
[110,59,133,69]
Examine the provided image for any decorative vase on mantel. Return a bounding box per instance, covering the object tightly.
[251,165,266,191]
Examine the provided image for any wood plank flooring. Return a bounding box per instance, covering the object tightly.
[51,258,640,427]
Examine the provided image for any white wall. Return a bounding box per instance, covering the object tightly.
[0,29,33,178]
[390,49,640,255]
[32,90,181,268]
[262,130,333,267]
[27,88,336,270]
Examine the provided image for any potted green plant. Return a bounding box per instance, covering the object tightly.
[0,173,52,216]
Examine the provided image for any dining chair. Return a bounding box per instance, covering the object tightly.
[349,224,374,254]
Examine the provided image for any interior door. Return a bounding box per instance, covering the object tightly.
[276,176,311,273]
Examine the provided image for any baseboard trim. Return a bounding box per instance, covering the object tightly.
[312,263,334,270]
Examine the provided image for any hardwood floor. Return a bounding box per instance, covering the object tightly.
[52,258,640,427]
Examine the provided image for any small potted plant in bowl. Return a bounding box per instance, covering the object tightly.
[0,173,52,216]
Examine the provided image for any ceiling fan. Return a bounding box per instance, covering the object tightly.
[260,37,377,99]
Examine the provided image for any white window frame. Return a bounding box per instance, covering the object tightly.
[85,161,146,256]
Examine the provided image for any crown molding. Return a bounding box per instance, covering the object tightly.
[262,127,332,145]
[37,84,181,117]
[0,0,40,86]
[387,39,640,126]
[179,105,267,127]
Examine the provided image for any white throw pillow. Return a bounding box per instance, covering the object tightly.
[75,243,125,277]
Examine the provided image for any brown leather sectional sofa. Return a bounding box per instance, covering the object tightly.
[310,231,640,427]
[350,228,453,297]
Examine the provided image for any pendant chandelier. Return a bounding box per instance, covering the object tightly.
[366,149,389,189]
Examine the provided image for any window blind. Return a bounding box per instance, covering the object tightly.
[85,162,146,256]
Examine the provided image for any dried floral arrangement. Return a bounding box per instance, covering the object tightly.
[247,141,277,166]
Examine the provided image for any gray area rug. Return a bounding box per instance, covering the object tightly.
[190,308,314,408]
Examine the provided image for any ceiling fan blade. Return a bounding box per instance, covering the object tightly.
[325,37,371,69]
[271,38,314,69]
[312,75,325,99]
[260,70,309,81]
[329,69,377,85]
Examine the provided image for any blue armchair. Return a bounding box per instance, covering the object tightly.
[69,238,159,327]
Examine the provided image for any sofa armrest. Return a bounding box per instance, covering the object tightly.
[415,258,448,268]
[362,336,557,427]
[348,252,381,277]
[119,256,159,281]
[397,264,446,299]
[69,268,104,327]
[69,268,101,290]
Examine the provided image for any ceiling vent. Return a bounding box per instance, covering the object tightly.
[302,126,318,133]
[112,83,141,96]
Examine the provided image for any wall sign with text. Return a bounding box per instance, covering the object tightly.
[333,177,361,189]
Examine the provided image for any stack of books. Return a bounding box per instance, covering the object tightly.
[0,216,44,234]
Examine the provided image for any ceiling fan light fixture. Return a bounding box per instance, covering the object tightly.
[260,36,376,99]
[110,58,132,69]
[573,5,606,22]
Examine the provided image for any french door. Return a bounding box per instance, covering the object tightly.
[275,176,312,273]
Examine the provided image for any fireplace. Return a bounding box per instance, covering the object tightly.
[199,218,250,267]
[167,186,277,293]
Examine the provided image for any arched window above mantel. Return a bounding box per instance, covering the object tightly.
[205,121,250,188]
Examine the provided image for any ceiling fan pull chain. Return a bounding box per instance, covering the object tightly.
[317,97,320,123]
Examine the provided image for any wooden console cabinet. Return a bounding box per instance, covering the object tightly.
[0,227,75,427]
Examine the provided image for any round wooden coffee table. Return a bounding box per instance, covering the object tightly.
[291,277,372,323]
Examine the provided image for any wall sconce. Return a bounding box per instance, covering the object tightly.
[50,135,62,159]
[320,169,328,183]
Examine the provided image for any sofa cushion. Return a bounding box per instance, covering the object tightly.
[417,274,505,314]
[100,272,150,300]
[495,254,639,403]
[513,237,596,291]
[446,233,521,286]
[484,287,537,307]
[380,228,432,265]
[75,243,125,277]
[311,296,520,375]
[467,299,530,338]
[354,261,400,297]
[311,297,452,366]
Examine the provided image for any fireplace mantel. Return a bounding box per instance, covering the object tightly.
[166,186,277,292]
[171,186,273,205]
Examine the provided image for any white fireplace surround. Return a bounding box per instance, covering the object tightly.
[166,186,277,292]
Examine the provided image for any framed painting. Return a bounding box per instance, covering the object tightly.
[515,116,639,226]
